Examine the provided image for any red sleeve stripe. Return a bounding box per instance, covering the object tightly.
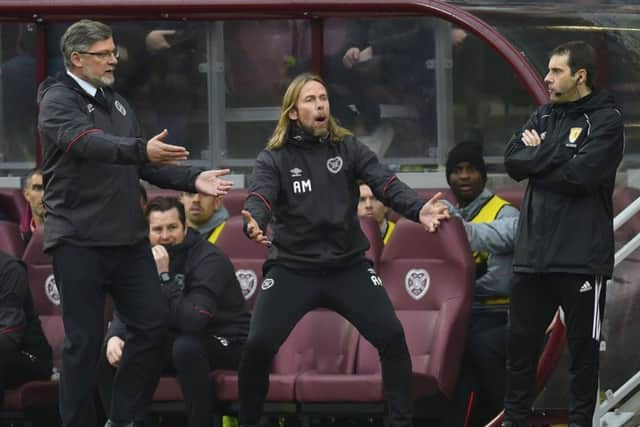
[382,176,398,197]
[196,309,213,318]
[1,324,24,335]
[248,192,272,211]
[65,128,103,153]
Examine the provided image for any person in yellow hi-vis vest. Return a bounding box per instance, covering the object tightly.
[357,182,396,245]
[181,192,229,244]
[441,141,519,427]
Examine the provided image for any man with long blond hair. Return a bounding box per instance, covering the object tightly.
[238,73,449,427]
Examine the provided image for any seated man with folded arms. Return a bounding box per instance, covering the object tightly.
[181,192,229,244]
[0,250,53,405]
[357,181,396,244]
[442,142,519,426]
[98,197,250,427]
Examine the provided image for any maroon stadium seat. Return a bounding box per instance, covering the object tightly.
[22,228,59,317]
[495,185,526,210]
[0,220,25,257]
[0,188,28,224]
[224,188,249,217]
[3,228,61,417]
[213,310,356,410]
[294,218,474,422]
[359,216,383,269]
[215,215,268,309]
[146,188,181,202]
[612,186,640,248]
[380,217,474,400]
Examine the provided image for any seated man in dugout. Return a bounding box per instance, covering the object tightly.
[357,181,396,244]
[0,250,54,406]
[441,141,519,426]
[180,192,229,244]
[97,197,250,427]
[22,168,45,244]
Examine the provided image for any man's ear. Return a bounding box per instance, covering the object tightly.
[70,52,83,68]
[288,108,298,121]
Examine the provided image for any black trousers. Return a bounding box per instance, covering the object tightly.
[98,333,243,427]
[504,273,606,426]
[238,261,413,427]
[0,348,52,405]
[52,241,168,427]
[449,310,507,427]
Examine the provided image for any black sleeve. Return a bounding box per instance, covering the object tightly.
[244,150,280,234]
[531,109,624,195]
[139,163,201,193]
[105,311,128,341]
[163,251,231,333]
[504,109,566,181]
[38,86,149,165]
[0,259,28,352]
[353,139,423,221]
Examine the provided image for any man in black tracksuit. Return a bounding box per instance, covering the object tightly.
[0,250,53,406]
[503,41,624,427]
[238,73,449,427]
[37,20,232,427]
[98,197,250,427]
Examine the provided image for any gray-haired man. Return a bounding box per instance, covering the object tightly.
[38,20,232,427]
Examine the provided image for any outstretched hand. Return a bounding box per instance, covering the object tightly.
[195,169,233,197]
[241,210,271,246]
[419,192,450,233]
[146,129,189,164]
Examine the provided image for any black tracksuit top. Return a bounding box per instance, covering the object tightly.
[108,229,250,341]
[505,89,624,276]
[37,73,201,251]
[244,126,425,271]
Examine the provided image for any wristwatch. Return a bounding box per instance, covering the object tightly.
[159,272,171,283]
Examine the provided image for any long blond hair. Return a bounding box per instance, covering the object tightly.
[266,73,352,150]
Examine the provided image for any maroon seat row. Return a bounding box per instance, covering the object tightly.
[151,217,474,425]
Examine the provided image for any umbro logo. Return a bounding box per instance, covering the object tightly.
[580,281,593,293]
[290,168,303,178]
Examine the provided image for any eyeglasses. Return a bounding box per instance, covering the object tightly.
[76,48,119,60]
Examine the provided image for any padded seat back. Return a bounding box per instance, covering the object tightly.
[215,215,269,309]
[374,218,474,397]
[272,309,358,375]
[0,220,25,257]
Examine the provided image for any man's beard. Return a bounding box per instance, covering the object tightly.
[301,122,329,138]
[84,70,115,88]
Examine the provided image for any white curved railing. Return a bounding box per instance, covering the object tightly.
[595,195,640,426]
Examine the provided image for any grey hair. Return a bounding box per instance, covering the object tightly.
[60,19,112,69]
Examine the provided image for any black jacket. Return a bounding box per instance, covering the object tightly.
[37,72,201,251]
[0,251,53,368]
[245,126,424,271]
[504,89,624,276]
[108,229,250,341]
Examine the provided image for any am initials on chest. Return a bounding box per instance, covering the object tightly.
[293,179,312,194]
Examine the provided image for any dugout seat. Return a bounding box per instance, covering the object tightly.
[0,220,25,257]
[3,227,62,419]
[295,218,474,422]
[215,215,269,309]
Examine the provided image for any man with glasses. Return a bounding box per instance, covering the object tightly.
[37,19,233,427]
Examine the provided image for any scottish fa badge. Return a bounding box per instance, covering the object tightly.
[569,127,583,143]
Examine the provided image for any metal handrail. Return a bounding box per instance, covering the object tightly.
[594,194,640,426]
